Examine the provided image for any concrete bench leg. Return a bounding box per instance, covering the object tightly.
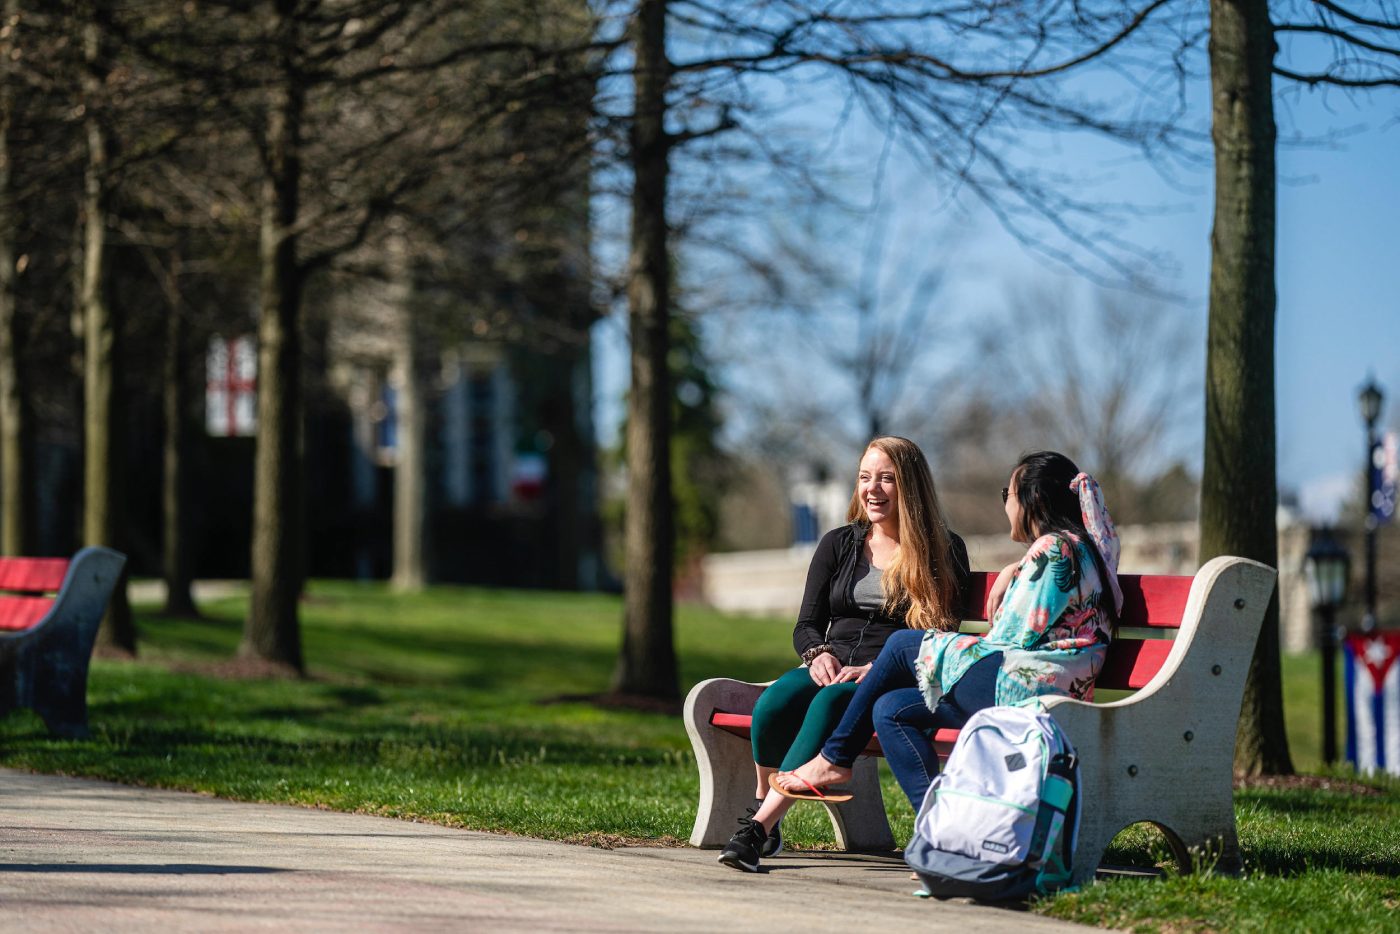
[0,547,124,739]
[1053,685,1249,885]
[1067,776,1240,883]
[684,678,769,848]
[28,604,106,739]
[41,549,123,738]
[1046,556,1275,885]
[821,755,896,851]
[684,677,897,852]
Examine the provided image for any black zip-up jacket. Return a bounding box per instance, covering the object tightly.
[792,523,971,667]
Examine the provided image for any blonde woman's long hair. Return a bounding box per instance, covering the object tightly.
[846,436,960,631]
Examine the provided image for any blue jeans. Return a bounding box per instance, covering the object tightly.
[819,629,1001,810]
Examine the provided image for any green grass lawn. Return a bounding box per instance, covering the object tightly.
[1,581,1396,931]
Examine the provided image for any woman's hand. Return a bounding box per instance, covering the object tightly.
[833,663,873,684]
[985,562,1019,619]
[808,652,841,686]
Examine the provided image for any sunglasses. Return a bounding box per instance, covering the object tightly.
[1001,487,1010,504]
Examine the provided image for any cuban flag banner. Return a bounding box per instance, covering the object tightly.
[1344,631,1400,775]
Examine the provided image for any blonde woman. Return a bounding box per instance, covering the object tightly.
[717,436,969,872]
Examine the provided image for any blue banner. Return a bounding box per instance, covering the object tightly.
[1370,432,1396,526]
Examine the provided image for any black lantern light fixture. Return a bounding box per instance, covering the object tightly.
[1303,526,1351,765]
[1304,528,1351,611]
[1359,378,1384,427]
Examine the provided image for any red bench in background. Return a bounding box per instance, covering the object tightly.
[683,555,1276,884]
[0,547,127,738]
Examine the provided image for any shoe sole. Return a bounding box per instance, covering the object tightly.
[716,852,760,873]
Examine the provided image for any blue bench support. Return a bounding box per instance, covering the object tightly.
[0,546,127,738]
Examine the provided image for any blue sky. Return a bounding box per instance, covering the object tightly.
[941,82,1400,519]
[1273,97,1400,519]
[592,54,1399,523]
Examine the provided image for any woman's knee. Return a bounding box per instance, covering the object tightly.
[752,668,816,720]
[873,692,931,729]
[803,682,857,724]
[871,691,904,725]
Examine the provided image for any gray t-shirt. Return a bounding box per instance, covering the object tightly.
[852,558,885,612]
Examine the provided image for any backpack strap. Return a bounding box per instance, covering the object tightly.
[1028,752,1076,869]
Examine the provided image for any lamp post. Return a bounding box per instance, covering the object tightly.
[1303,527,1351,765]
[1358,378,1384,632]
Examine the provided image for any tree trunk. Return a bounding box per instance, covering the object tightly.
[389,228,427,592]
[612,0,677,699]
[0,0,28,556]
[242,0,304,671]
[82,5,134,653]
[1203,0,1291,776]
[161,251,198,616]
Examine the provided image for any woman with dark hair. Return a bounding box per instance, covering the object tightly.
[770,450,1121,812]
[715,436,969,873]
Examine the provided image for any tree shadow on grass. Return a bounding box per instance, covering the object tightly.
[324,686,384,707]
[26,720,689,770]
[242,685,385,719]
[1243,848,1400,878]
[298,625,627,695]
[1097,808,1400,880]
[537,692,682,716]
[144,595,800,708]
[1239,791,1400,878]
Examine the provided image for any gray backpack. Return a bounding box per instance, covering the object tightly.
[905,705,1079,901]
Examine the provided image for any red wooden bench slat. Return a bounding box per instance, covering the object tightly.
[964,570,1191,629]
[711,711,960,759]
[0,595,56,631]
[710,711,884,757]
[933,727,958,758]
[1096,637,1175,691]
[0,558,70,594]
[963,573,997,621]
[711,712,752,732]
[1119,575,1193,629]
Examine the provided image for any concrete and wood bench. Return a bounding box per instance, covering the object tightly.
[0,547,127,738]
[683,555,1276,884]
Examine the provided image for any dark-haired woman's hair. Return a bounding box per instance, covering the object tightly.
[1012,450,1119,628]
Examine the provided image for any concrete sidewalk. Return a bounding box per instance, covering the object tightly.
[0,768,1092,932]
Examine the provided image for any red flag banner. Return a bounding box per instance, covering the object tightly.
[206,335,257,437]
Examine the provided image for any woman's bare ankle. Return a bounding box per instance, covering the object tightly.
[777,754,852,791]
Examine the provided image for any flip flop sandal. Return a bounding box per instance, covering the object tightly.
[768,771,854,803]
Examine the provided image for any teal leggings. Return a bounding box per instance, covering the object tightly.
[750,667,860,771]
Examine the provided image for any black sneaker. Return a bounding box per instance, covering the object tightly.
[748,798,783,858]
[717,815,768,873]
[760,820,783,858]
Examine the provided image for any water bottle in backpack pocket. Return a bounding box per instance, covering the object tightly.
[905,705,1080,901]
